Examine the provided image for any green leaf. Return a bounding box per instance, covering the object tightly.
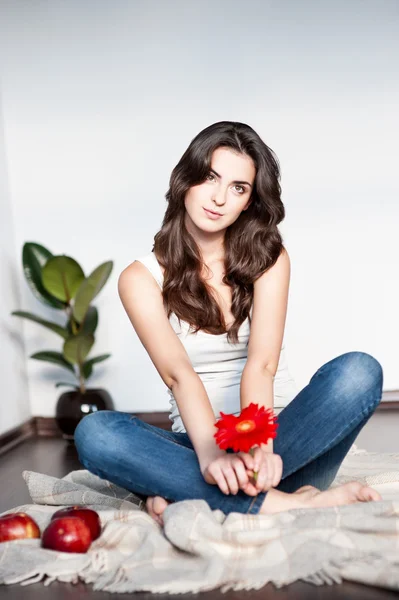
[80,306,98,335]
[82,353,110,379]
[22,242,66,309]
[11,311,70,340]
[84,353,111,367]
[30,351,76,373]
[63,334,94,365]
[82,362,93,380]
[73,261,113,323]
[42,255,85,303]
[55,382,80,389]
[66,306,98,336]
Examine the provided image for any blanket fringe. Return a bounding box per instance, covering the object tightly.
[87,562,345,594]
[3,554,388,594]
[44,575,57,587]
[19,570,80,587]
[220,579,270,593]
[4,552,347,595]
[89,565,231,595]
[19,572,46,586]
[218,564,343,593]
[302,566,343,586]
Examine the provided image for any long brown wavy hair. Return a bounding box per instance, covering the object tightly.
[152,121,286,345]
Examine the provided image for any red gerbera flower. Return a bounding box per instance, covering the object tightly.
[214,402,278,454]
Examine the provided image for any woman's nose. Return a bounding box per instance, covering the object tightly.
[211,188,227,205]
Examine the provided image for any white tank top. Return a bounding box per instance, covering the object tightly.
[135,251,299,433]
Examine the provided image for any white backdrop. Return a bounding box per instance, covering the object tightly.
[0,0,397,432]
[0,92,31,435]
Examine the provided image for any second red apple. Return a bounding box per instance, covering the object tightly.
[51,506,101,540]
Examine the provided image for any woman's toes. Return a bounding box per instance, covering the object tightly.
[145,496,171,525]
[145,496,155,516]
[153,496,170,516]
[359,485,382,502]
[344,481,381,503]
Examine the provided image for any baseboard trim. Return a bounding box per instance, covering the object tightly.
[0,412,172,454]
[33,412,172,437]
[1,391,398,453]
[0,419,36,457]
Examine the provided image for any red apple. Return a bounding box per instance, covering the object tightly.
[51,506,101,540]
[41,516,91,553]
[0,512,40,542]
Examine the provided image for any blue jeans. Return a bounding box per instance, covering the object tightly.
[74,351,383,516]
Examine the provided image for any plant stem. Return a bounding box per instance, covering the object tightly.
[79,374,86,394]
[65,304,79,336]
[64,304,84,391]
[78,364,86,394]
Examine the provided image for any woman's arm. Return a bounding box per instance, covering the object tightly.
[118,261,225,471]
[240,248,291,453]
[170,372,225,471]
[240,366,275,452]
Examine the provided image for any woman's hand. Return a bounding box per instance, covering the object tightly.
[247,447,283,492]
[201,452,261,496]
[201,449,283,495]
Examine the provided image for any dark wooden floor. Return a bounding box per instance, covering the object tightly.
[0,433,398,599]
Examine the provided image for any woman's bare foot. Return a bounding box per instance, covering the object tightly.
[145,495,172,526]
[259,481,382,515]
[293,484,320,495]
[145,483,381,523]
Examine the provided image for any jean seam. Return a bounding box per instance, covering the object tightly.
[282,395,378,481]
[245,491,267,514]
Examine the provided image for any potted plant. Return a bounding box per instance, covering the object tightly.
[11,242,115,440]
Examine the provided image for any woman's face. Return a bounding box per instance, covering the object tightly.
[184,147,255,235]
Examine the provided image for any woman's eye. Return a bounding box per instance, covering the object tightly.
[205,175,245,194]
[234,185,245,194]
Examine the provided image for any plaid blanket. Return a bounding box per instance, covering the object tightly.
[0,445,399,593]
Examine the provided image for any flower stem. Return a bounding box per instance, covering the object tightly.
[249,447,258,481]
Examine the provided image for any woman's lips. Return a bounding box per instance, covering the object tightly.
[203,207,223,219]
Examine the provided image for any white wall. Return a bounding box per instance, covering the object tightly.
[0,90,31,434]
[0,0,397,420]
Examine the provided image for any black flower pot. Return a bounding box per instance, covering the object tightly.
[55,388,114,441]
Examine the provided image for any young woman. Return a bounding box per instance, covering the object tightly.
[74,121,383,526]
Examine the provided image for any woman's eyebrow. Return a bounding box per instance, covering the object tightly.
[209,168,252,188]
